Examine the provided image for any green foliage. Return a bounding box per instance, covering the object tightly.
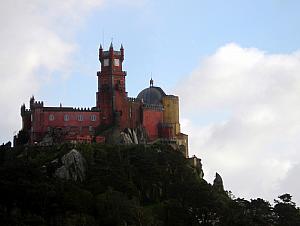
[274,194,300,226]
[0,143,299,225]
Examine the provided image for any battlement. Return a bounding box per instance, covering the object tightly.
[99,43,124,61]
[42,107,99,112]
[164,95,178,100]
[142,104,164,111]
[35,101,44,106]
[21,104,31,116]
[127,97,140,102]
[102,51,122,57]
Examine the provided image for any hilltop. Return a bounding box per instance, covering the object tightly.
[0,143,299,226]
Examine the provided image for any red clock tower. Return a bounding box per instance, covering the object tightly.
[96,43,128,127]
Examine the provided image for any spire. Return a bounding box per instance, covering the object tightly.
[120,44,124,59]
[109,42,113,50]
[99,44,103,61]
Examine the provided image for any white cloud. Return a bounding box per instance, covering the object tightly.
[0,0,106,143]
[177,43,300,204]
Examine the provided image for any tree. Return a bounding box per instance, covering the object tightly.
[274,193,300,226]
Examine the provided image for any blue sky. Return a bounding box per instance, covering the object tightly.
[39,0,300,106]
[2,0,300,204]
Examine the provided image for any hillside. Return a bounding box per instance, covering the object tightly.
[0,143,299,226]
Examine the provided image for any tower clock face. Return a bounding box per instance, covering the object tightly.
[104,59,109,66]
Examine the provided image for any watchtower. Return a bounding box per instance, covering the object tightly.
[96,43,127,127]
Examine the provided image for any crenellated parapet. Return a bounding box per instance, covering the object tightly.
[164,95,178,100]
[21,104,31,116]
[71,107,99,112]
[142,103,164,111]
[42,107,100,112]
[127,97,141,103]
[29,97,44,109]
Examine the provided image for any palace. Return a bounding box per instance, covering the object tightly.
[15,44,188,156]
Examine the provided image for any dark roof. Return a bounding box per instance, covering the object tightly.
[136,86,166,105]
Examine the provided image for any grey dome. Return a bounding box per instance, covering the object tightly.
[137,86,166,105]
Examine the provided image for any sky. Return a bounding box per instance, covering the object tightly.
[1,0,300,204]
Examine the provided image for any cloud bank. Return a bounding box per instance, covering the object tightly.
[177,43,300,204]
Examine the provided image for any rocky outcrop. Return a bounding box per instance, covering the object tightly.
[188,155,204,179]
[120,128,138,144]
[120,126,148,144]
[55,149,86,182]
[213,172,224,192]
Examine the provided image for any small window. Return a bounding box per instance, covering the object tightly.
[64,114,69,121]
[49,114,55,121]
[77,115,83,121]
[90,115,96,121]
[114,59,120,66]
[89,126,93,132]
[104,59,109,66]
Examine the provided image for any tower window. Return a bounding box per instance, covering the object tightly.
[49,114,55,121]
[114,59,120,66]
[64,114,69,121]
[77,115,84,121]
[90,115,96,121]
[104,59,109,66]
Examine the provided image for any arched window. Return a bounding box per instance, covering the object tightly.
[49,114,55,121]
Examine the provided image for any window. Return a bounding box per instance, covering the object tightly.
[104,59,109,66]
[114,59,119,66]
[90,115,96,121]
[49,114,55,121]
[64,114,69,121]
[77,115,83,121]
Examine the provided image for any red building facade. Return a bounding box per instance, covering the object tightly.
[16,44,188,156]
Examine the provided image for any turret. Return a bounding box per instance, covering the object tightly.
[109,42,114,54]
[120,44,124,60]
[21,104,26,116]
[30,96,35,109]
[99,44,103,61]
[96,43,127,127]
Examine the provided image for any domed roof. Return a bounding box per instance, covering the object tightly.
[137,86,166,105]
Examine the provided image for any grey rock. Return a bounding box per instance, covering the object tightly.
[213,172,224,191]
[120,131,133,144]
[55,149,86,182]
[132,130,138,144]
[120,126,148,144]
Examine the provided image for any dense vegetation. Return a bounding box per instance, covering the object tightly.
[0,143,300,226]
